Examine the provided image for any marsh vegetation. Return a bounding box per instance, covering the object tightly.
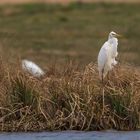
[0,2,139,131]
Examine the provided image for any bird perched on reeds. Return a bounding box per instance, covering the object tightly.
[22,59,45,77]
[98,31,121,82]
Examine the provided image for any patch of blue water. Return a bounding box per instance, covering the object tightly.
[0,130,140,140]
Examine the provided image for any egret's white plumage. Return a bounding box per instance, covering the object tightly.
[22,59,45,77]
[98,31,120,81]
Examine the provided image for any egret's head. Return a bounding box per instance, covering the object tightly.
[109,31,121,39]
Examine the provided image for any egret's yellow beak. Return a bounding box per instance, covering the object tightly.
[115,33,123,38]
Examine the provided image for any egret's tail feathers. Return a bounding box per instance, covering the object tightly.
[112,59,118,66]
[115,52,118,57]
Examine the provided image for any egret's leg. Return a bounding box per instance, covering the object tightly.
[101,73,104,84]
[106,71,110,83]
[101,69,105,112]
[101,69,104,84]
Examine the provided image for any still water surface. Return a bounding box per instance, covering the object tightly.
[0,130,140,140]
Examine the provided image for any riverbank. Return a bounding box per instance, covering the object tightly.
[0,59,139,131]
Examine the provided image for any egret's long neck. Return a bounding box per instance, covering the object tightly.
[108,37,118,49]
[108,36,117,44]
[108,34,113,40]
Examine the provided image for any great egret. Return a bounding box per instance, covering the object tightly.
[22,59,45,77]
[98,31,121,82]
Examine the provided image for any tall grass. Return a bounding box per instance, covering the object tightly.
[0,59,139,131]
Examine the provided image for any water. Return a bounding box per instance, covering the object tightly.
[0,130,140,140]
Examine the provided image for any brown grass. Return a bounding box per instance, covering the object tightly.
[0,57,139,131]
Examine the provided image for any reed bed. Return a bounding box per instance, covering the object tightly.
[0,59,139,132]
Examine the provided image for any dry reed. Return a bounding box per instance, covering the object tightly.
[0,59,139,131]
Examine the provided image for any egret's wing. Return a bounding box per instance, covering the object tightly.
[98,42,109,70]
[98,41,115,79]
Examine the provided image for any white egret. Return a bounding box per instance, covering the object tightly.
[97,31,121,112]
[98,31,121,82]
[22,59,45,77]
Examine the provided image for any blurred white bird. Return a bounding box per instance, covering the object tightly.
[22,59,45,77]
[98,31,121,82]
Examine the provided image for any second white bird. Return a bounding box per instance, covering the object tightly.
[22,59,45,77]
